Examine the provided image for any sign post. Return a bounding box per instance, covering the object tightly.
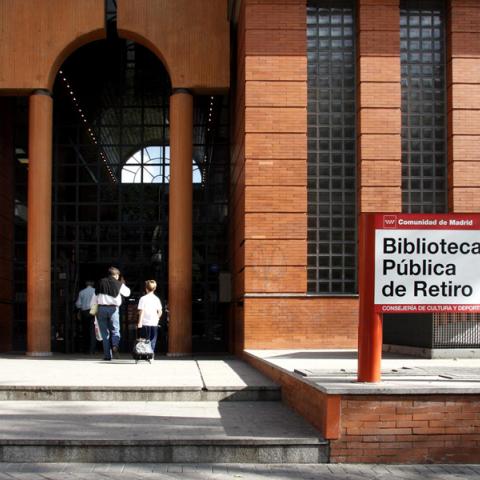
[357,213,480,383]
[358,214,382,382]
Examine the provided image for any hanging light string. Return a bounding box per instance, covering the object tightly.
[201,95,215,186]
[58,70,117,183]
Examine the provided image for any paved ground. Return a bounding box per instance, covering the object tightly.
[247,349,480,374]
[4,351,480,393]
[0,355,276,390]
[0,463,479,479]
[247,349,480,394]
[2,353,480,470]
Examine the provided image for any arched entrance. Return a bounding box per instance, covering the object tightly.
[52,39,171,353]
[13,37,230,354]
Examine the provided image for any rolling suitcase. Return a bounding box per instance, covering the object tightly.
[132,338,154,363]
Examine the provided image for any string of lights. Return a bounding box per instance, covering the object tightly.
[58,69,117,183]
[201,95,215,186]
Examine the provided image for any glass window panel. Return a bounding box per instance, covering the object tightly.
[307,0,357,295]
[401,0,446,214]
[100,225,119,243]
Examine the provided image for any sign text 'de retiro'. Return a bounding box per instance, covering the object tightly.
[374,214,480,313]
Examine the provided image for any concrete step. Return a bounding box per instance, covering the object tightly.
[0,385,281,401]
[0,357,281,401]
[0,401,328,464]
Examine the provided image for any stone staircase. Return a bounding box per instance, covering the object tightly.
[0,356,328,463]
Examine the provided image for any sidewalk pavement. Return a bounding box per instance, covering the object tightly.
[0,463,479,479]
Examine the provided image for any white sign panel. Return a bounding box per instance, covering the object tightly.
[373,214,480,313]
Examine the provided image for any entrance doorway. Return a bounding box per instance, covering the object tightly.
[52,39,171,353]
[12,37,230,354]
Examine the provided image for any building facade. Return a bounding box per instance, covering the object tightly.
[0,0,479,355]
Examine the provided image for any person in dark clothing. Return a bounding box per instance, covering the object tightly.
[75,280,97,354]
[95,267,131,360]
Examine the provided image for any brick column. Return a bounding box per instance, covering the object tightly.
[168,89,193,355]
[27,90,53,356]
[447,0,480,211]
[243,0,306,296]
[242,0,307,348]
[357,0,402,213]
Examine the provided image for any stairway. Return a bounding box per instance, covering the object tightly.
[0,356,328,463]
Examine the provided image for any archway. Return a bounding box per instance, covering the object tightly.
[51,39,170,353]
[44,37,229,354]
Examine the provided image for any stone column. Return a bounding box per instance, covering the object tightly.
[27,90,53,356]
[168,89,193,355]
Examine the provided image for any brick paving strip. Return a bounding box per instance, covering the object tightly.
[0,464,479,480]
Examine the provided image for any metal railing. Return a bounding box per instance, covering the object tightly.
[433,313,480,348]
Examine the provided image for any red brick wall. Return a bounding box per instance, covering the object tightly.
[331,395,480,463]
[243,352,341,440]
[244,297,358,349]
[358,0,402,213]
[243,0,307,298]
[230,0,360,351]
[0,98,14,352]
[246,353,480,464]
[448,0,480,211]
[239,1,480,464]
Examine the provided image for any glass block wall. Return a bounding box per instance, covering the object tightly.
[400,0,447,213]
[306,0,357,294]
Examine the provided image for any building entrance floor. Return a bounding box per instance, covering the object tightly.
[3,351,480,394]
[0,355,271,391]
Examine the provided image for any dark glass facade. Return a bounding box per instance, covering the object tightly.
[306,0,357,294]
[12,99,28,352]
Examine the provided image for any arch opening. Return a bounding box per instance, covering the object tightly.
[39,36,228,354]
[51,38,172,353]
[11,35,230,354]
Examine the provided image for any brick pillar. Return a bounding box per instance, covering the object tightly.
[168,89,193,355]
[357,0,402,213]
[447,0,480,211]
[0,98,14,352]
[243,0,307,296]
[27,90,53,356]
[240,0,307,349]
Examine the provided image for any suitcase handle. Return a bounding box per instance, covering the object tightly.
[136,326,147,340]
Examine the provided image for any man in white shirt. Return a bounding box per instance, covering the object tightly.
[75,281,97,354]
[96,267,131,360]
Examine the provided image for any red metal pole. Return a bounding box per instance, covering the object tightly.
[357,213,383,382]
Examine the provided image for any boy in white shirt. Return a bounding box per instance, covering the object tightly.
[137,280,163,355]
